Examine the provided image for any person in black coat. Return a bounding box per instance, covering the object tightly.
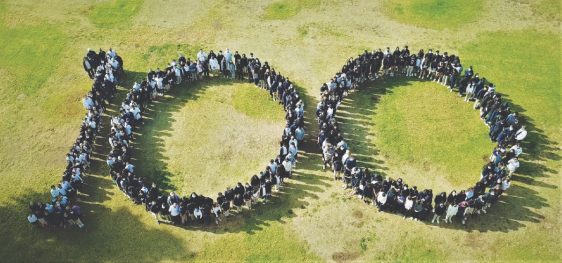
[233,194,244,211]
[434,192,446,206]
[432,202,446,224]
[447,190,457,204]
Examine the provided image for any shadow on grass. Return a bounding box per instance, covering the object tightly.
[0,190,193,262]
[0,69,198,261]
[335,76,558,232]
[114,71,333,234]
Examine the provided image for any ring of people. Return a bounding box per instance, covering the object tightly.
[27,46,527,230]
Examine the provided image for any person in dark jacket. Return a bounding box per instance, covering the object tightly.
[432,202,446,224]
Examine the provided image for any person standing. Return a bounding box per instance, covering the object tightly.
[432,202,446,224]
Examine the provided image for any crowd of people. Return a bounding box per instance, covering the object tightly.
[317,46,527,225]
[30,45,526,229]
[105,48,305,226]
[27,48,123,229]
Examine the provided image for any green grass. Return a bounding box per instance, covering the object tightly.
[0,0,560,262]
[134,81,285,196]
[263,0,321,20]
[383,0,484,29]
[534,0,561,20]
[461,30,560,134]
[0,24,66,95]
[89,0,144,28]
[194,223,320,262]
[370,81,493,188]
[232,84,286,122]
[135,43,204,70]
[296,22,348,40]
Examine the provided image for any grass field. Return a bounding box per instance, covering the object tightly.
[133,81,285,197]
[0,0,560,262]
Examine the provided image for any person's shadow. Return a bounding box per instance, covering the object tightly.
[334,77,558,232]
[108,70,332,234]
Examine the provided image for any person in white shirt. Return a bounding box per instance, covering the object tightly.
[124,123,132,137]
[105,71,115,83]
[510,142,523,157]
[515,126,527,141]
[194,207,203,220]
[28,213,38,225]
[501,178,511,191]
[88,118,96,129]
[168,203,181,225]
[322,143,334,170]
[403,196,414,219]
[197,49,207,63]
[132,81,141,92]
[71,173,83,184]
[50,185,60,202]
[295,126,305,144]
[66,154,74,165]
[507,157,520,176]
[77,153,89,168]
[110,57,119,70]
[212,203,222,224]
[108,48,116,59]
[326,105,334,119]
[174,65,182,84]
[282,156,293,178]
[295,102,304,118]
[377,191,387,210]
[465,81,475,102]
[289,141,298,160]
[74,167,81,178]
[342,150,351,166]
[57,184,67,197]
[228,60,236,79]
[268,159,277,175]
[209,57,219,72]
[444,204,459,223]
[106,156,116,167]
[125,162,134,173]
[130,105,141,122]
[336,140,348,151]
[224,48,232,64]
[82,95,95,110]
[196,62,203,76]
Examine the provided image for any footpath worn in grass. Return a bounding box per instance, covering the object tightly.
[0,0,559,262]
